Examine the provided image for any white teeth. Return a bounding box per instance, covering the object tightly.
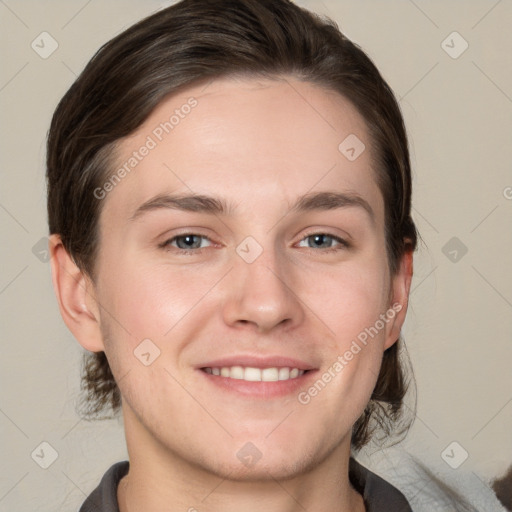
[244,367,261,381]
[203,366,305,382]
[278,367,290,380]
[230,366,244,379]
[262,368,279,382]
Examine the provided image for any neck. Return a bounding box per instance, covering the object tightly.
[118,406,365,512]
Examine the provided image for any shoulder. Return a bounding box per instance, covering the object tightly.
[79,461,129,512]
[356,447,508,512]
[350,457,413,511]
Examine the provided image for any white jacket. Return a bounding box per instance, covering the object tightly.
[357,445,507,512]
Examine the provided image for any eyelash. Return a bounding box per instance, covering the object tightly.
[159,232,351,254]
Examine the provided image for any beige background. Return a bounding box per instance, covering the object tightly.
[1,0,511,510]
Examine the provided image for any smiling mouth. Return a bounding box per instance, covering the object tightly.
[201,366,309,382]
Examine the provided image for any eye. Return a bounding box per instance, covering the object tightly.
[161,234,212,251]
[159,232,349,254]
[297,233,349,251]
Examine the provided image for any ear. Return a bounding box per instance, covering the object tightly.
[49,234,105,352]
[383,247,414,350]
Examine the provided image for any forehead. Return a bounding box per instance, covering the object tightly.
[102,76,384,227]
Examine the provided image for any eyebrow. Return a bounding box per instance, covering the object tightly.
[129,190,375,225]
[290,191,375,225]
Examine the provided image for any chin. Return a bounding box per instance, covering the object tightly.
[193,433,338,483]
[205,453,319,483]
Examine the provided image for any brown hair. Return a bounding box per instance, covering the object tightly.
[493,464,512,510]
[46,0,419,450]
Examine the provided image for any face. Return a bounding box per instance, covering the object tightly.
[89,76,408,480]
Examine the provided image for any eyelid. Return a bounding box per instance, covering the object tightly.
[158,231,218,252]
[296,231,351,249]
[158,229,351,253]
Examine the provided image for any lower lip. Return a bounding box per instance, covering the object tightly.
[197,369,317,398]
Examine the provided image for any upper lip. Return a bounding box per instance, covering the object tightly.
[197,355,316,371]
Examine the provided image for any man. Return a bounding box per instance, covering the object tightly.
[47,1,417,510]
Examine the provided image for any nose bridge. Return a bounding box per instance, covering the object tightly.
[222,238,304,332]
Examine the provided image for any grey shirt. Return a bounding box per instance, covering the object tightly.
[79,458,412,511]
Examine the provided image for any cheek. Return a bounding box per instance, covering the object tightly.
[297,257,391,405]
[99,258,204,337]
[95,261,206,412]
[96,255,227,379]
[300,257,390,348]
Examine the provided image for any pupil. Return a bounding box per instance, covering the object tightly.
[179,235,199,248]
[313,234,326,247]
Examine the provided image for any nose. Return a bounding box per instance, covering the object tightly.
[222,247,305,333]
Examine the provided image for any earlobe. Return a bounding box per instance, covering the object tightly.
[384,249,414,350]
[49,234,105,352]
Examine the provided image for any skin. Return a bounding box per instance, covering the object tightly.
[51,76,413,512]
